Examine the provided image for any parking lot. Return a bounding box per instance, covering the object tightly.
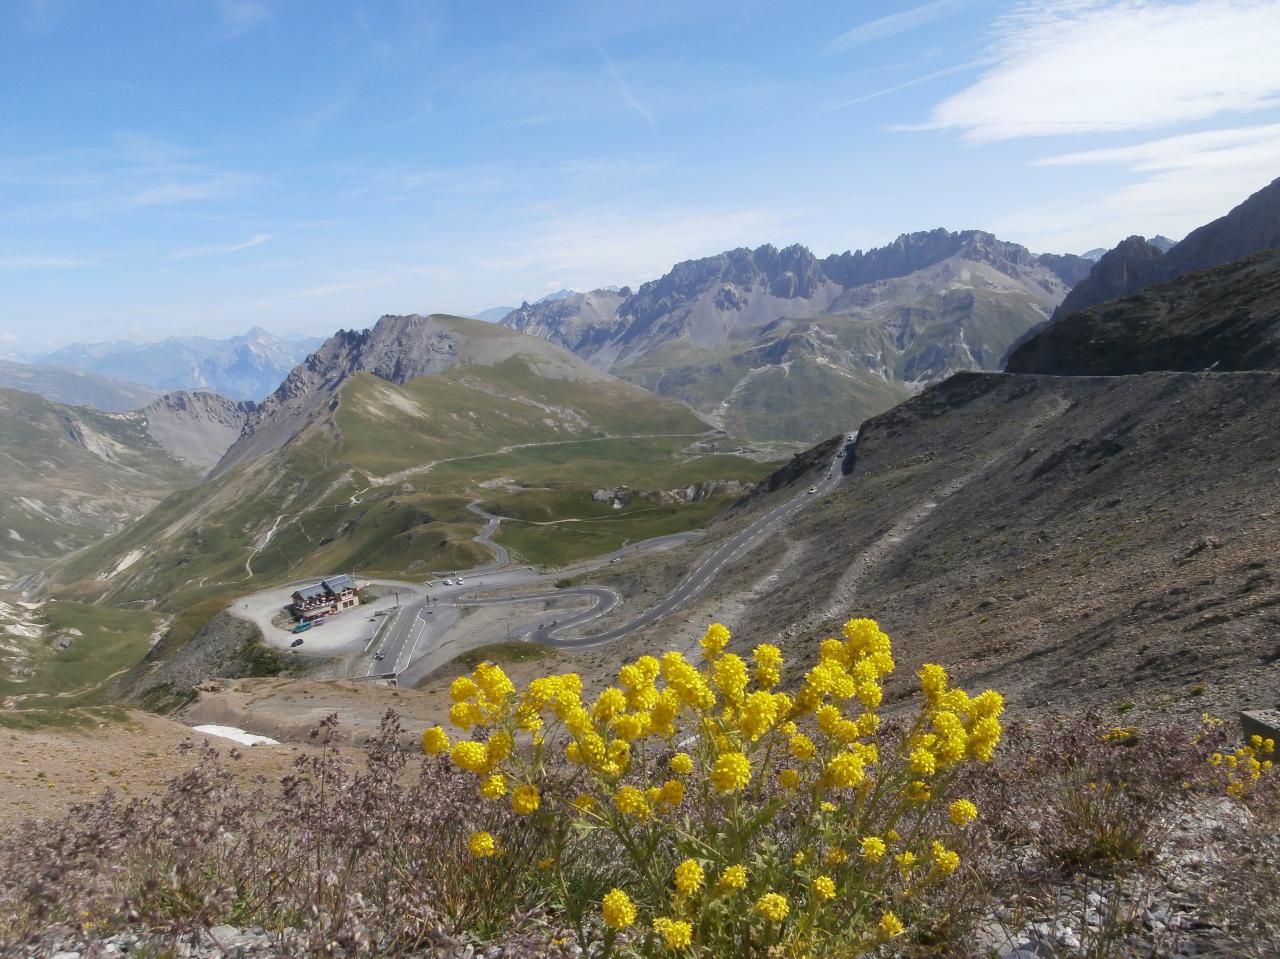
[233,579,425,656]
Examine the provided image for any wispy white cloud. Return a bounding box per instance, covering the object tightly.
[799,61,978,121]
[170,232,276,259]
[997,122,1280,251]
[593,41,656,128]
[215,0,271,40]
[920,0,1280,142]
[0,255,94,270]
[1035,122,1280,170]
[826,0,968,53]
[0,136,255,220]
[483,204,790,290]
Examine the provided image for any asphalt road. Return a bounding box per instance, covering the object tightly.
[529,437,852,649]
[358,435,852,678]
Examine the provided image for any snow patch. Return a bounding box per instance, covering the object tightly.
[106,548,146,579]
[192,724,279,746]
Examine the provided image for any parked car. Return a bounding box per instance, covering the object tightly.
[292,621,312,634]
[808,486,819,494]
[373,652,385,660]
[290,638,304,648]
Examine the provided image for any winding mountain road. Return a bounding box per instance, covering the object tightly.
[527,436,850,648]
[357,435,852,679]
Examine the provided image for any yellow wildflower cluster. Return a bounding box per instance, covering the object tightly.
[427,618,1002,957]
[1101,726,1138,744]
[1210,734,1276,798]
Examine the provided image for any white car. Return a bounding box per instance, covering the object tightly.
[808,486,819,494]
[456,578,465,585]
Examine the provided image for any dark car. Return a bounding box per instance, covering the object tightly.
[290,638,304,648]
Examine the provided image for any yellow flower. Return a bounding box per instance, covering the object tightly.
[474,661,515,705]
[909,747,937,777]
[930,840,960,875]
[753,643,783,687]
[713,654,750,705]
[919,663,948,702]
[718,864,748,892]
[421,725,450,755]
[449,701,481,731]
[755,892,789,922]
[907,780,931,802]
[825,751,866,789]
[450,676,479,702]
[571,793,596,812]
[789,733,817,761]
[812,875,836,900]
[486,730,513,765]
[949,799,978,826]
[860,836,887,863]
[659,778,686,808]
[467,831,497,858]
[450,740,490,775]
[895,850,917,877]
[654,917,693,949]
[594,687,627,722]
[819,801,837,813]
[480,774,507,799]
[602,888,636,929]
[670,752,695,776]
[674,858,705,895]
[824,847,848,867]
[711,751,752,793]
[511,783,540,816]
[739,690,781,740]
[777,768,801,790]
[700,622,731,659]
[879,911,905,938]
[793,850,807,866]
[612,711,652,742]
[615,784,652,819]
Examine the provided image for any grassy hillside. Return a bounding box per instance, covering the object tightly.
[0,388,198,578]
[333,358,706,474]
[611,288,1046,443]
[0,600,161,709]
[491,494,739,566]
[48,360,769,611]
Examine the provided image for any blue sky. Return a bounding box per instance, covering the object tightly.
[3,0,1280,348]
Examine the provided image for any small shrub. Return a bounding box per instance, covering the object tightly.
[426,618,1005,957]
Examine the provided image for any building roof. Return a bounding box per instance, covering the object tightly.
[322,574,356,593]
[293,583,327,602]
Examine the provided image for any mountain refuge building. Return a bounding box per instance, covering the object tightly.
[290,575,360,618]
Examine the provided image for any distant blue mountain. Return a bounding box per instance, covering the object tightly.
[38,327,325,402]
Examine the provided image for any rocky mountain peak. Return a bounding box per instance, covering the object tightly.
[212,314,616,476]
[1053,236,1169,319]
[141,390,255,471]
[1052,177,1280,323]
[820,228,1058,289]
[619,243,827,329]
[1162,176,1280,275]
